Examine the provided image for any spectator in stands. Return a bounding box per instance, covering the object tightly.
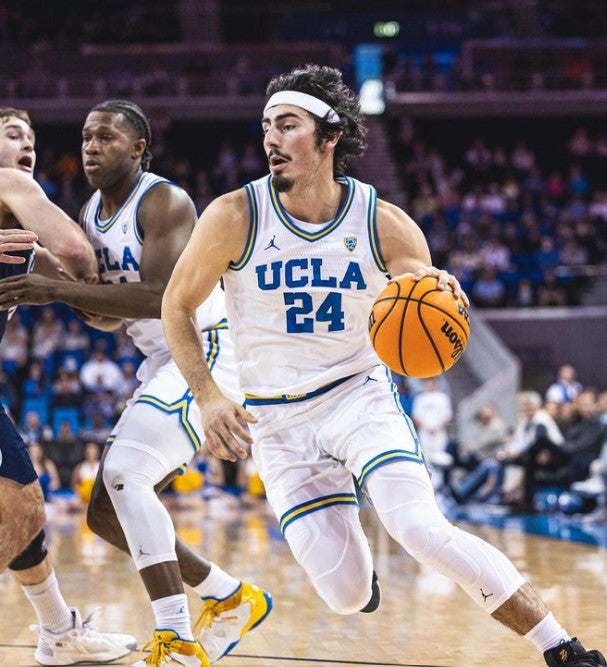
[513,278,536,307]
[45,420,84,490]
[471,265,506,307]
[450,403,510,504]
[114,328,139,367]
[31,306,64,368]
[51,367,83,409]
[114,360,138,406]
[62,318,91,360]
[500,390,565,507]
[478,232,511,272]
[71,441,101,510]
[411,378,453,483]
[598,390,607,426]
[79,345,124,395]
[561,390,607,482]
[0,311,28,380]
[545,364,583,404]
[536,268,568,306]
[79,413,110,448]
[510,140,536,175]
[22,360,49,398]
[20,410,48,445]
[27,441,60,503]
[238,142,264,184]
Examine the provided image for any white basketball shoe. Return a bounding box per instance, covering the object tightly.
[32,607,137,665]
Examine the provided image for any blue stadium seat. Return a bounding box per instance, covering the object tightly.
[20,395,50,427]
[52,406,81,436]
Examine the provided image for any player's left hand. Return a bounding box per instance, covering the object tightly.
[0,273,59,309]
[391,266,469,307]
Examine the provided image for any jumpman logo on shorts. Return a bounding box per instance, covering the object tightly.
[265,235,280,251]
[480,588,494,603]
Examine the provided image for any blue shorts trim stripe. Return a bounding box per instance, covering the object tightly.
[136,389,201,451]
[279,492,359,535]
[357,449,424,489]
[245,375,354,406]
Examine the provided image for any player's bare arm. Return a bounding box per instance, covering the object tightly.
[0,168,96,279]
[162,189,256,462]
[0,182,194,320]
[377,199,468,305]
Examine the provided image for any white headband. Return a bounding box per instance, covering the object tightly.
[263,91,340,124]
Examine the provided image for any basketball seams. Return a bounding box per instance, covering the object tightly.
[396,275,420,375]
[374,292,469,344]
[369,275,470,378]
[370,280,401,351]
[416,298,446,374]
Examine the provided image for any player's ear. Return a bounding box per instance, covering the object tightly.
[322,130,342,152]
[132,138,146,160]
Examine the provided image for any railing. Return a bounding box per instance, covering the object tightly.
[456,312,521,445]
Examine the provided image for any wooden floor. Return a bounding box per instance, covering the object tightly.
[1,494,605,667]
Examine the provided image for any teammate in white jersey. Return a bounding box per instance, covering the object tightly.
[1,100,271,667]
[162,65,605,667]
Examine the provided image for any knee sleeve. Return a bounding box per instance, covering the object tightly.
[8,529,47,571]
[367,462,525,613]
[284,506,374,615]
[103,440,178,570]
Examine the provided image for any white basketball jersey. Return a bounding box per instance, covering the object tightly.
[222,175,389,397]
[81,171,227,359]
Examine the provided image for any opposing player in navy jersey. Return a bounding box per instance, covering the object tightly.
[162,65,605,667]
[0,100,271,667]
[0,107,138,665]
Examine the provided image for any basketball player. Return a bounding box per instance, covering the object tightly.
[161,65,605,667]
[0,107,137,665]
[0,101,271,667]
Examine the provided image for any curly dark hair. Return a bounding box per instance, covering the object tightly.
[266,64,367,176]
[90,99,152,171]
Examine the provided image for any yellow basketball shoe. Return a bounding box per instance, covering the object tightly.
[194,582,272,662]
[132,631,209,667]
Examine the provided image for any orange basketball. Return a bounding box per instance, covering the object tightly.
[368,275,470,378]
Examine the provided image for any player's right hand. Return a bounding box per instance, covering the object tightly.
[199,394,258,462]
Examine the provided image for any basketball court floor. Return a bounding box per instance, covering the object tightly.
[1,494,605,667]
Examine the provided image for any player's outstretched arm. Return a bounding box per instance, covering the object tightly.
[0,169,96,280]
[162,190,256,462]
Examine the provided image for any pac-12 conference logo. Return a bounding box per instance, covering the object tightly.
[343,236,357,252]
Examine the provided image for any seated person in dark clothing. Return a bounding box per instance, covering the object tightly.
[520,390,606,509]
[561,390,607,482]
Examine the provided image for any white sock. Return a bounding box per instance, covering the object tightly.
[22,571,73,634]
[192,563,240,600]
[151,594,194,641]
[525,613,571,653]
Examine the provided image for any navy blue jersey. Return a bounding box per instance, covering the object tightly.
[0,247,37,485]
[0,248,34,342]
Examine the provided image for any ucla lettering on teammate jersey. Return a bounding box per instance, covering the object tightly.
[81,172,227,359]
[222,175,389,398]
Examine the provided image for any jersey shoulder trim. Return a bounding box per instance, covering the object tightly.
[229,182,259,271]
[366,185,387,272]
